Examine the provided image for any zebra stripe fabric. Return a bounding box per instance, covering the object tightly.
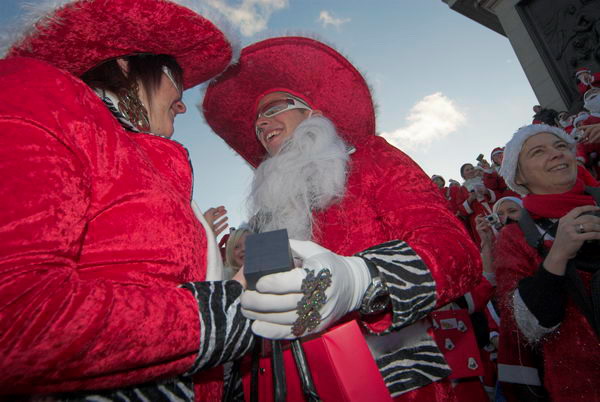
[182,281,255,374]
[376,335,451,397]
[356,240,437,331]
[50,281,253,402]
[54,377,194,402]
[356,240,449,396]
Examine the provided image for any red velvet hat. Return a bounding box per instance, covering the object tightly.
[202,36,376,167]
[5,0,233,89]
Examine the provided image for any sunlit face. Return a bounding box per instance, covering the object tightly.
[492,152,504,166]
[232,232,248,268]
[516,132,577,195]
[255,92,311,155]
[461,164,476,180]
[140,72,186,138]
[496,200,522,225]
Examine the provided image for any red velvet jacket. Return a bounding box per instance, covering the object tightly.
[311,136,481,400]
[313,136,480,309]
[0,58,218,398]
[494,224,600,401]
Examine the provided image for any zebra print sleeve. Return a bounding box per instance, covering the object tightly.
[355,240,437,333]
[182,280,255,374]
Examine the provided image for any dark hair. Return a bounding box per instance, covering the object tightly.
[460,163,473,179]
[81,53,183,106]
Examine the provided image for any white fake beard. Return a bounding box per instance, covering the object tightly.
[584,94,600,114]
[248,116,350,240]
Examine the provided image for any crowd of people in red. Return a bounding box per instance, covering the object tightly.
[424,69,600,401]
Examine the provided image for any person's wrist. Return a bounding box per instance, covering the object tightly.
[347,256,371,311]
[543,248,569,276]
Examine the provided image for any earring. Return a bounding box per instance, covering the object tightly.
[117,81,150,132]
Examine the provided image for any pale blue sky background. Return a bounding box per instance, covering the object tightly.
[1,0,538,236]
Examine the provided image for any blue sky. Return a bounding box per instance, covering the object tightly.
[1,0,538,233]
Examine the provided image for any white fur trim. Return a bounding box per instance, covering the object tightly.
[492,196,523,214]
[192,200,223,280]
[499,124,575,196]
[462,199,473,215]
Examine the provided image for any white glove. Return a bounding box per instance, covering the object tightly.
[241,239,371,339]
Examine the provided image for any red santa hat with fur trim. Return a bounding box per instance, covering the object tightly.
[2,0,236,90]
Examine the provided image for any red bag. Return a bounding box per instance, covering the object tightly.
[241,320,392,401]
[430,309,484,379]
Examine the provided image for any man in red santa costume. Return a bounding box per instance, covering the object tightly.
[575,67,600,96]
[202,36,481,401]
[0,1,254,401]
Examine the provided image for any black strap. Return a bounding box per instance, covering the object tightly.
[518,209,548,257]
[564,262,600,338]
[249,341,261,402]
[291,340,322,402]
[271,340,287,402]
[585,186,600,204]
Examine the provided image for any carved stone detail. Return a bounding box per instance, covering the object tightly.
[517,0,600,111]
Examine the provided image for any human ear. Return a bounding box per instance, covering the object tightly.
[116,58,129,75]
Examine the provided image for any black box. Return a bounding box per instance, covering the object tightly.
[244,229,294,290]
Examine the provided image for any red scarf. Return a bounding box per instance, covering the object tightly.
[523,179,596,219]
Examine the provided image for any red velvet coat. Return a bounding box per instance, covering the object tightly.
[313,136,480,309]
[494,224,600,401]
[0,58,218,399]
[311,136,481,400]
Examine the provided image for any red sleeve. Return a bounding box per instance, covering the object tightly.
[370,138,481,308]
[493,226,540,318]
[578,164,600,186]
[0,60,201,393]
[483,170,508,194]
[464,277,494,313]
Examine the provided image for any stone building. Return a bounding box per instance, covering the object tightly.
[443,0,600,112]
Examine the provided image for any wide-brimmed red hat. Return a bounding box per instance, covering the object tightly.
[5,0,233,89]
[202,36,375,167]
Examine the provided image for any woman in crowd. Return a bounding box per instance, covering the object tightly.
[223,228,252,279]
[494,124,600,401]
[459,163,497,245]
[0,1,252,400]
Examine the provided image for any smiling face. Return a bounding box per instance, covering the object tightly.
[232,232,248,268]
[140,72,186,138]
[461,163,476,180]
[515,132,577,195]
[255,92,312,155]
[496,200,522,225]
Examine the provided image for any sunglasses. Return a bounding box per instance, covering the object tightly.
[255,96,311,136]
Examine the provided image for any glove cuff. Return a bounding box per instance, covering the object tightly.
[345,256,372,312]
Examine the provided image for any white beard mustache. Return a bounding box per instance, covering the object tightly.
[584,95,600,114]
[248,116,350,240]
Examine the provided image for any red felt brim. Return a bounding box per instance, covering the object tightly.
[202,37,375,167]
[7,0,232,89]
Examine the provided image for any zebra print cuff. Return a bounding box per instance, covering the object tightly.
[182,280,255,374]
[356,240,437,333]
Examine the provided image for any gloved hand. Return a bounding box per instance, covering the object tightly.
[241,239,371,339]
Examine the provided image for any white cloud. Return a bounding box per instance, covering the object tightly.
[207,0,288,37]
[317,10,350,29]
[381,92,466,152]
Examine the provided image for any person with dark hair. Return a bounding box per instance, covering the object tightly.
[203,36,481,401]
[494,124,600,401]
[532,107,559,126]
[0,1,253,400]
